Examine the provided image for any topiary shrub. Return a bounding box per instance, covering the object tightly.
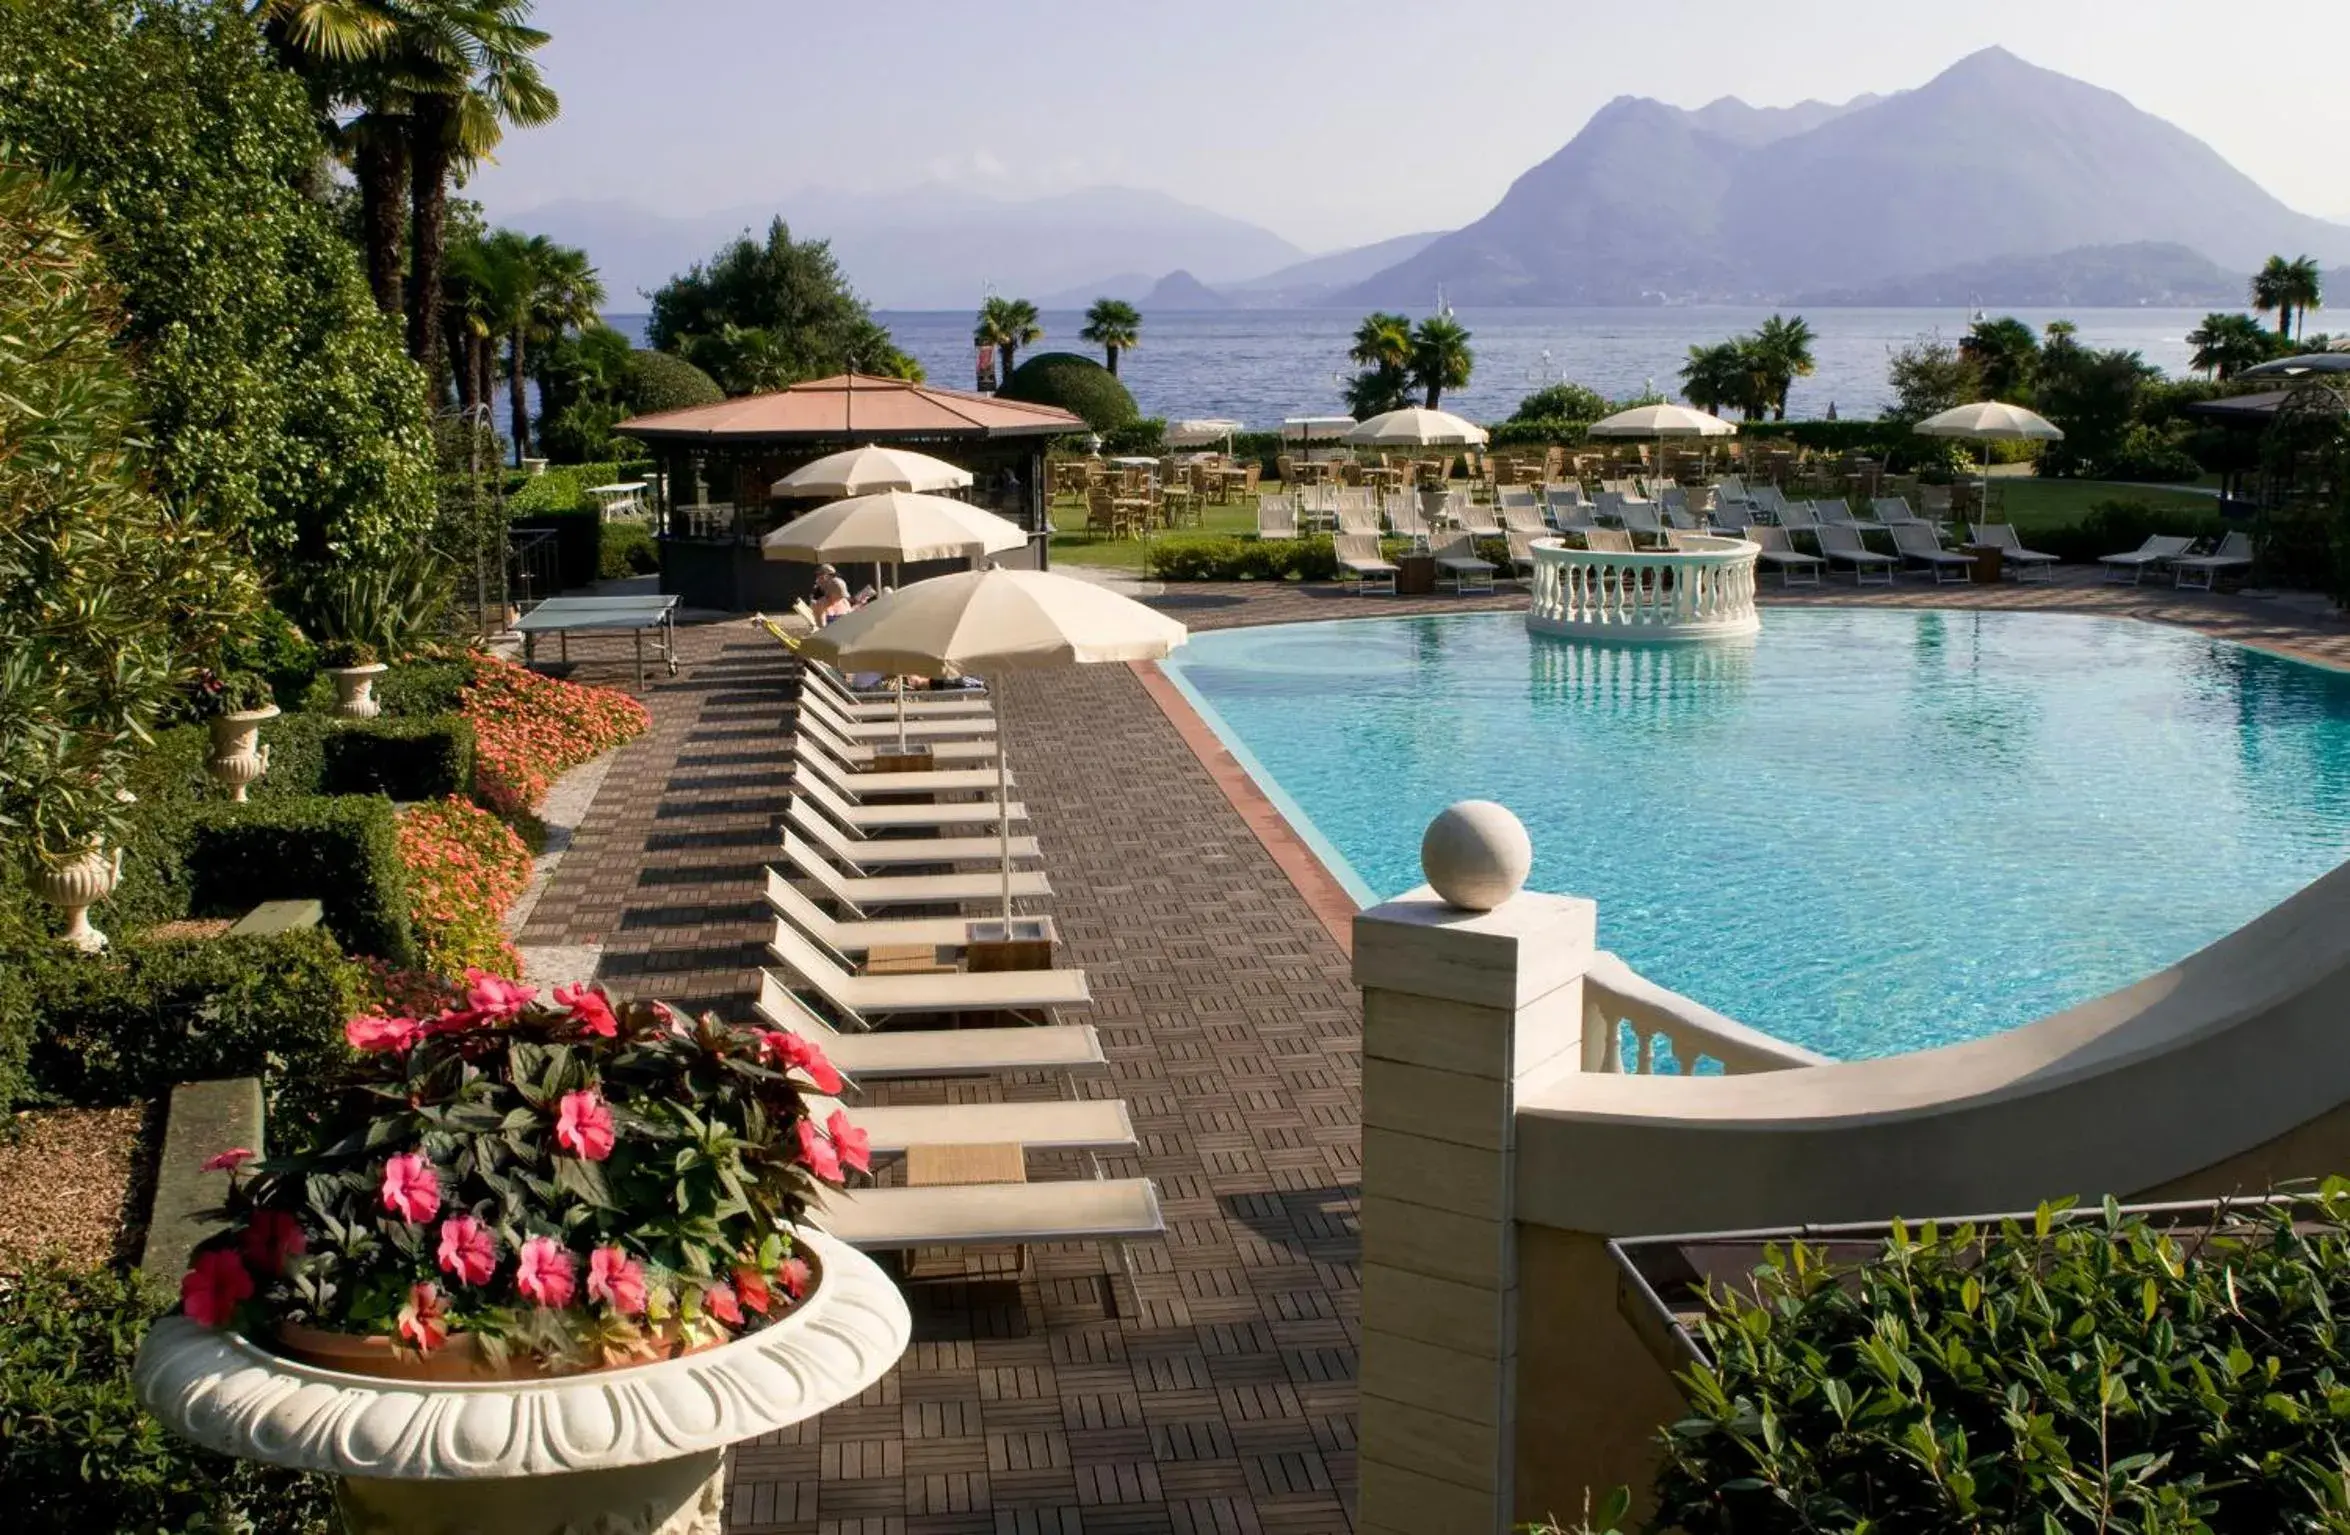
[319,718,475,802]
[620,349,723,416]
[369,658,474,718]
[1652,1192,2350,1532]
[1144,535,1355,582]
[600,519,657,578]
[0,1259,335,1533]
[183,796,416,967]
[999,351,1138,433]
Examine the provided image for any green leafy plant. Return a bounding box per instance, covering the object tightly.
[284,547,454,659]
[1652,1190,2350,1533]
[190,670,278,721]
[316,639,379,670]
[599,519,657,579]
[183,980,866,1370]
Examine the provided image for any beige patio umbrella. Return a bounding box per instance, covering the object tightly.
[1343,407,1491,447]
[762,492,1029,749]
[800,569,1189,919]
[1913,402,2063,514]
[768,445,973,499]
[1588,403,1737,480]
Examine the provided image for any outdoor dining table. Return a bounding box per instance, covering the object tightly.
[513,593,679,688]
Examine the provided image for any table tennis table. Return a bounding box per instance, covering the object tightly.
[513,595,678,687]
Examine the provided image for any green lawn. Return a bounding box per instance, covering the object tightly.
[1048,498,1261,570]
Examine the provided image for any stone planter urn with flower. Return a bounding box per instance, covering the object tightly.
[199,669,281,802]
[135,974,909,1534]
[320,639,390,721]
[36,841,123,952]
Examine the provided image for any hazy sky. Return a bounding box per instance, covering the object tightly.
[471,0,2350,252]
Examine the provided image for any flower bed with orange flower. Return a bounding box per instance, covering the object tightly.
[178,975,865,1371]
[463,656,650,817]
[394,796,533,976]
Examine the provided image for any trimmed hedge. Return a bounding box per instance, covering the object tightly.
[183,796,417,967]
[621,348,723,415]
[369,658,473,717]
[16,929,362,1113]
[319,717,475,801]
[999,351,1139,432]
[600,518,657,578]
[0,1259,334,1532]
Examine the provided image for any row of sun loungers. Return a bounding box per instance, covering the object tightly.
[748,619,1164,1304]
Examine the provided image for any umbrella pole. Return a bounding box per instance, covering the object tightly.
[997,692,1014,924]
[896,683,907,753]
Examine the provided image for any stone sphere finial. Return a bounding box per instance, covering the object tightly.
[1420,801,1532,911]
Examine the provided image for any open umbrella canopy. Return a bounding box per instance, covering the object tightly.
[2239,352,2350,380]
[1280,416,1356,444]
[759,491,1026,564]
[1343,407,1491,447]
[1912,402,2064,441]
[1167,418,1246,447]
[799,568,1187,677]
[1588,404,1738,439]
[768,445,974,499]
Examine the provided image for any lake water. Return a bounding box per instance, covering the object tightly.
[606,306,2213,426]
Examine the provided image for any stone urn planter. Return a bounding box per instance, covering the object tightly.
[328,662,390,721]
[135,1227,909,1535]
[206,704,280,802]
[36,843,123,952]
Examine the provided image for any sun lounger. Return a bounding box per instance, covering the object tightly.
[797,712,997,766]
[793,738,1011,800]
[766,872,1010,959]
[1708,504,1752,537]
[1713,474,1750,506]
[1335,533,1397,594]
[1335,503,1381,538]
[1617,503,1668,547]
[1453,500,1503,537]
[2101,534,2196,585]
[1748,525,1824,586]
[806,677,992,721]
[2170,531,2254,591]
[808,1095,1134,1155]
[1964,522,2059,583]
[1505,530,1543,582]
[780,830,1049,915]
[1430,532,1497,593]
[1889,523,1975,583]
[1581,527,1634,553]
[1747,484,1791,521]
[787,800,1038,869]
[1389,496,1432,541]
[1814,522,1898,585]
[1256,494,1299,540]
[767,919,1089,1027]
[753,615,990,711]
[815,1180,1165,1256]
[797,769,1023,831]
[754,970,1105,1080]
[1503,500,1549,534]
[1871,496,1930,530]
[798,690,995,741]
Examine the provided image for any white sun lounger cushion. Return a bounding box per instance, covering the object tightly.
[817,1180,1165,1250]
[798,715,997,765]
[807,1096,1134,1154]
[793,742,1011,798]
[781,832,1051,913]
[799,771,1026,830]
[788,800,1040,867]
[754,971,1104,1079]
[765,875,990,955]
[768,920,1089,1020]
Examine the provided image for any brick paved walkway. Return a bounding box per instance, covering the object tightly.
[511,566,2350,1534]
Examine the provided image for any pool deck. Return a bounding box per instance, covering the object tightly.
[515,569,2350,1534]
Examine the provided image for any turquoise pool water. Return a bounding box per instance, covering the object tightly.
[1160,609,2350,1060]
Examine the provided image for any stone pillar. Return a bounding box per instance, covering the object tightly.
[1354,804,1594,1535]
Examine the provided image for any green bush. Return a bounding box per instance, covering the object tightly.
[2027,498,2226,565]
[1146,535,1350,582]
[370,658,474,718]
[999,351,1139,432]
[600,518,658,578]
[1512,381,1611,422]
[319,718,474,802]
[1654,1192,2350,1533]
[17,928,362,1114]
[620,348,723,416]
[0,1258,335,1533]
[217,606,319,711]
[2098,423,2206,483]
[1103,417,1168,457]
[1489,416,1593,448]
[183,797,416,967]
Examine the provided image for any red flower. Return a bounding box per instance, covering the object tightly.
[778,1256,813,1298]
[397,1282,449,1354]
[794,1119,843,1183]
[732,1265,772,1315]
[759,1029,843,1094]
[200,1147,255,1173]
[587,1246,648,1316]
[825,1109,871,1175]
[346,1014,422,1053]
[436,1214,498,1286]
[464,968,537,1020]
[704,1282,742,1325]
[181,1249,253,1327]
[554,983,618,1038]
[516,1237,576,1307]
[240,1210,307,1276]
[556,1089,616,1161]
[379,1153,442,1224]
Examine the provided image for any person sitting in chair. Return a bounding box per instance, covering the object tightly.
[812,563,852,624]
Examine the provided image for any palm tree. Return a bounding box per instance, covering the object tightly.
[2282,255,2324,340]
[972,296,1042,387]
[1408,316,1474,409]
[1343,312,1415,418]
[1079,299,1142,376]
[1958,316,2039,402]
[1679,342,1745,415]
[1750,314,1816,419]
[252,1,409,315]
[2253,256,2297,336]
[2185,312,2277,380]
[467,230,603,461]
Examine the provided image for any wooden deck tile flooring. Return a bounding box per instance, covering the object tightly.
[514,567,2350,1533]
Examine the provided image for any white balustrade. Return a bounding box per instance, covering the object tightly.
[1580,950,1827,1075]
[1525,534,1761,642]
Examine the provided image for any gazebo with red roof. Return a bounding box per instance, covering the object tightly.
[616,373,1083,611]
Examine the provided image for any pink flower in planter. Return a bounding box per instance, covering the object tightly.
[515,1237,576,1307]
[379,1153,442,1224]
[778,1256,813,1299]
[733,1266,772,1315]
[587,1247,648,1316]
[436,1215,498,1286]
[464,968,538,1020]
[825,1110,870,1175]
[346,1014,421,1053]
[200,1147,255,1173]
[704,1282,742,1325]
[398,1282,449,1354]
[759,1029,843,1094]
[555,1090,616,1161]
[240,1210,306,1276]
[794,1119,843,1183]
[553,983,618,1038]
[181,1249,253,1327]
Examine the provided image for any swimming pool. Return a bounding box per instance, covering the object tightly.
[1160,609,2350,1061]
